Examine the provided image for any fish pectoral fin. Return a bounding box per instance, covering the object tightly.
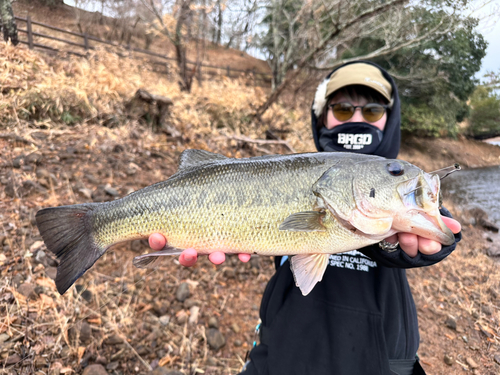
[290,254,330,296]
[350,210,393,235]
[279,211,326,232]
[178,149,228,170]
[133,246,184,269]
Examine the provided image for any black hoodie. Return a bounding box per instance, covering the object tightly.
[240,62,461,375]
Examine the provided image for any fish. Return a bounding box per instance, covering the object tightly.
[35,150,455,296]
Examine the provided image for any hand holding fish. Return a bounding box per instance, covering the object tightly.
[383,216,461,257]
[148,233,251,266]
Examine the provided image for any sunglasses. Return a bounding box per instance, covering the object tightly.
[328,102,389,123]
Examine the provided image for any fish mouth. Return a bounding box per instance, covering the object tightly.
[395,173,455,246]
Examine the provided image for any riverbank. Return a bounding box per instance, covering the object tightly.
[1,124,500,374]
[400,137,500,374]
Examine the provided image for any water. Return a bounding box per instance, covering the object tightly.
[441,165,500,225]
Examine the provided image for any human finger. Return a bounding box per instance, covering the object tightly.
[398,232,418,258]
[149,233,166,250]
[238,254,251,263]
[208,251,226,265]
[416,237,442,255]
[179,248,198,267]
[442,216,461,234]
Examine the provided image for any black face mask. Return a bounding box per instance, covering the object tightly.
[318,122,384,154]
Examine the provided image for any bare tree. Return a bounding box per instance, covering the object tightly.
[143,0,202,91]
[253,0,467,118]
[0,0,18,45]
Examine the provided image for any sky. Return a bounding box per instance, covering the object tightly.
[467,0,500,81]
[64,0,499,81]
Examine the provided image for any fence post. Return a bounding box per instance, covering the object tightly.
[26,16,34,49]
[227,65,230,78]
[252,68,256,87]
[83,33,89,50]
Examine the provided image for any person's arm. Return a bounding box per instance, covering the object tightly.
[360,207,462,268]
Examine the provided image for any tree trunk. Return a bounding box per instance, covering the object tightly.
[174,0,193,92]
[0,0,19,45]
[216,0,222,45]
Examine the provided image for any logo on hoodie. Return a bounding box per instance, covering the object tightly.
[337,133,373,150]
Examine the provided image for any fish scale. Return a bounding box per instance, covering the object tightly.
[35,150,454,295]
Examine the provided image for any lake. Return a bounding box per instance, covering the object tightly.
[441,165,500,225]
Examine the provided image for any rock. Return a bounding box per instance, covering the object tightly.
[207,357,217,366]
[35,356,47,368]
[487,243,500,257]
[104,184,120,197]
[189,306,200,325]
[207,328,226,351]
[444,354,454,366]
[104,334,123,345]
[95,355,107,366]
[444,316,457,330]
[153,300,170,316]
[208,317,218,329]
[482,305,493,316]
[494,354,500,365]
[250,256,260,269]
[12,274,24,288]
[5,353,21,365]
[106,362,119,370]
[224,268,236,278]
[159,315,170,326]
[231,322,240,333]
[25,152,42,165]
[82,364,108,375]
[466,357,478,368]
[234,339,242,347]
[45,266,57,280]
[74,285,93,302]
[80,321,92,343]
[183,298,198,309]
[0,333,10,343]
[130,240,143,252]
[17,282,38,299]
[12,155,24,168]
[176,310,188,324]
[176,282,190,302]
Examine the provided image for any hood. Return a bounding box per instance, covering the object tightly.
[311,61,401,159]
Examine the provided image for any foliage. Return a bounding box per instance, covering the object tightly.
[467,86,500,139]
[356,10,487,137]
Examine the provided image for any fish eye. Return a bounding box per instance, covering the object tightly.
[387,161,404,176]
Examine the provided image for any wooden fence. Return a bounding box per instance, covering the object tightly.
[14,16,272,86]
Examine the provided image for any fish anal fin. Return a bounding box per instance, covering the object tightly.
[290,254,330,296]
[279,211,326,232]
[178,149,228,170]
[133,246,184,269]
[350,210,393,235]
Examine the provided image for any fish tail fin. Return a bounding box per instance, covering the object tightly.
[35,203,105,295]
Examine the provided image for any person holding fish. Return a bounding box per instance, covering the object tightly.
[35,62,462,375]
[148,62,462,375]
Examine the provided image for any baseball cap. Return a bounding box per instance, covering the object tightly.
[325,63,392,102]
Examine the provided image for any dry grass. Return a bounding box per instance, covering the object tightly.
[2,40,500,374]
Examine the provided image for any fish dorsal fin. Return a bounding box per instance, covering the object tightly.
[133,246,183,268]
[178,149,228,170]
[290,254,330,296]
[279,211,326,232]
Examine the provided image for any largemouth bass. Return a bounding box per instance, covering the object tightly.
[36,150,455,296]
